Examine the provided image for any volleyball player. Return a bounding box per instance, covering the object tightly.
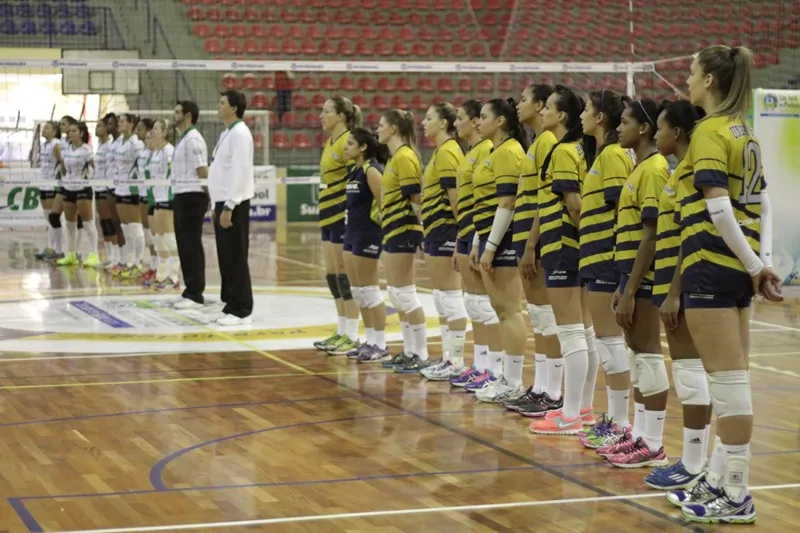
[377,109,430,372]
[418,103,470,379]
[529,86,594,435]
[136,119,157,281]
[507,84,565,414]
[467,98,527,401]
[643,100,710,489]
[145,119,180,290]
[341,127,389,362]
[45,115,79,261]
[597,99,670,468]
[447,100,502,386]
[34,121,63,261]
[104,114,125,268]
[111,113,145,278]
[93,119,116,264]
[667,46,780,524]
[56,121,99,267]
[316,97,361,355]
[575,90,635,447]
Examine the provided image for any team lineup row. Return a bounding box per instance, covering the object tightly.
[314,45,780,525]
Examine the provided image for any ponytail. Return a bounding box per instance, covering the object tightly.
[486,98,528,150]
[540,85,588,179]
[384,108,417,149]
[331,96,362,130]
[696,45,753,120]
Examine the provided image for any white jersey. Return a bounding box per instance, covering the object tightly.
[93,138,112,192]
[113,134,144,197]
[38,138,60,192]
[137,147,151,198]
[147,144,175,204]
[62,143,94,192]
[108,135,123,190]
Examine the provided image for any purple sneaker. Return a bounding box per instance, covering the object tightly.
[450,366,480,387]
[465,370,496,392]
[358,345,392,363]
[348,343,368,360]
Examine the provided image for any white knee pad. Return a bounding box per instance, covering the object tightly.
[584,326,597,354]
[144,227,153,246]
[475,294,499,325]
[628,346,638,386]
[361,285,383,308]
[708,370,752,418]
[464,293,482,323]
[672,359,711,406]
[393,285,422,314]
[433,289,446,318]
[387,286,401,309]
[556,323,588,358]
[441,290,468,322]
[527,304,542,334]
[163,232,177,252]
[152,233,165,253]
[597,336,630,375]
[350,286,365,308]
[633,353,670,397]
[533,305,558,336]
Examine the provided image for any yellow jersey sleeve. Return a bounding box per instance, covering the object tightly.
[692,126,730,190]
[494,141,524,197]
[641,160,669,222]
[603,148,633,204]
[438,140,462,190]
[396,148,422,197]
[551,143,582,195]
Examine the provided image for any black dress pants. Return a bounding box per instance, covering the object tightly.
[173,192,208,304]
[214,200,253,318]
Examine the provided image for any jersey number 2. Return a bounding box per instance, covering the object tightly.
[738,140,762,204]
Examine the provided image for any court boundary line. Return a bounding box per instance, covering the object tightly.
[35,482,800,533]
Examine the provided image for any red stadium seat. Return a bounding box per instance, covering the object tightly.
[300,40,316,55]
[221,73,239,89]
[412,43,430,57]
[302,112,317,125]
[244,8,260,22]
[205,8,222,21]
[223,38,242,54]
[393,43,410,56]
[371,95,388,110]
[273,131,290,149]
[338,41,356,56]
[364,113,380,127]
[194,23,211,37]
[319,41,335,56]
[232,23,248,37]
[292,94,310,109]
[254,133,265,149]
[281,39,298,55]
[311,94,326,109]
[283,112,301,128]
[213,23,230,38]
[287,25,304,39]
[224,8,242,21]
[375,42,391,56]
[357,77,375,91]
[251,92,268,109]
[320,76,337,91]
[338,76,355,91]
[242,73,260,90]
[417,78,433,92]
[307,26,324,40]
[376,77,393,91]
[300,76,318,90]
[187,6,203,20]
[410,94,427,111]
[457,78,472,92]
[352,94,367,109]
[437,78,453,92]
[293,133,312,149]
[243,39,259,54]
[390,95,407,108]
[396,78,411,92]
[204,38,222,53]
[251,24,266,38]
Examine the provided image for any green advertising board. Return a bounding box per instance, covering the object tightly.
[285,165,319,223]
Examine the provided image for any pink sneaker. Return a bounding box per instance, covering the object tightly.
[606,437,669,468]
[529,408,582,435]
[580,406,596,426]
[596,427,633,458]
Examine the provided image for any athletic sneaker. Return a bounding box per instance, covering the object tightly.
[644,461,705,490]
[578,414,615,449]
[419,358,443,374]
[682,494,756,524]
[348,343,368,360]
[357,345,392,363]
[326,335,359,356]
[449,366,481,387]
[82,252,101,268]
[518,393,563,418]
[529,408,582,435]
[503,387,539,411]
[464,370,496,392]
[56,251,79,266]
[120,266,142,279]
[314,332,340,351]
[666,475,723,507]
[606,437,668,468]
[475,376,525,403]
[596,427,634,458]
[140,268,156,283]
[35,248,56,260]
[394,354,435,373]
[420,359,449,379]
[155,278,180,291]
[580,406,596,426]
[382,352,410,369]
[424,361,466,381]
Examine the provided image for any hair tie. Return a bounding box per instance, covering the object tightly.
[729,47,739,59]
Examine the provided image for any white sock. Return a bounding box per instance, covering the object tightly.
[104,241,113,259]
[83,220,98,254]
[440,324,450,361]
[632,400,646,440]
[488,350,503,375]
[582,327,599,411]
[374,329,386,350]
[450,330,466,365]
[721,444,750,502]
[365,327,375,345]
[337,316,347,336]
[503,353,524,387]
[608,387,630,428]
[644,409,666,452]
[130,222,145,266]
[561,328,589,420]
[65,221,78,252]
[53,226,63,252]
[346,318,359,340]
[532,354,547,394]
[410,323,428,359]
[545,357,563,400]
[169,254,180,279]
[76,222,83,254]
[707,436,724,488]
[704,423,713,459]
[120,223,132,265]
[474,344,488,369]
[112,245,121,264]
[401,321,412,354]
[683,427,707,474]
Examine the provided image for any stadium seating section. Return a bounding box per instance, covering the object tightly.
[0,0,96,36]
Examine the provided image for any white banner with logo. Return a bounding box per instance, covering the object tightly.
[753,89,800,285]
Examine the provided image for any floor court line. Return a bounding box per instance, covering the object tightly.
[58,482,800,533]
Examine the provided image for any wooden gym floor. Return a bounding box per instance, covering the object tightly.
[0,225,798,533]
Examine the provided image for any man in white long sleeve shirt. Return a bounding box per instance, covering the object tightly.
[209,90,255,325]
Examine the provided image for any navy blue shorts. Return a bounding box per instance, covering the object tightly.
[456,237,471,255]
[683,290,753,310]
[478,232,517,268]
[544,268,581,288]
[586,277,618,293]
[424,239,456,257]
[384,241,418,254]
[619,273,653,300]
[347,234,382,259]
[652,292,685,310]
[321,224,346,244]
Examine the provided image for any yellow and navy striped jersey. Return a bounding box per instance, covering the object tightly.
[538,141,586,270]
[456,139,492,240]
[578,143,634,280]
[513,130,557,246]
[381,144,423,245]
[652,156,689,302]
[472,138,525,237]
[319,130,352,229]
[614,152,669,280]
[678,115,765,293]
[421,138,463,240]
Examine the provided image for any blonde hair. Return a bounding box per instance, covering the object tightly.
[696,45,753,119]
[384,109,417,148]
[330,96,362,130]
[153,119,174,144]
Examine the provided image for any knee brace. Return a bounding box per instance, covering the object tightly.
[441,290,468,322]
[393,285,422,314]
[597,336,630,375]
[708,370,752,418]
[387,285,400,309]
[350,286,365,308]
[585,325,597,354]
[48,211,62,228]
[556,323,588,358]
[361,285,384,308]
[628,346,638,386]
[152,233,165,253]
[433,289,446,318]
[100,218,116,237]
[475,294,499,325]
[464,293,482,323]
[533,304,558,336]
[672,359,710,406]
[326,273,341,299]
[633,353,670,396]
[144,227,154,247]
[77,216,83,230]
[527,304,542,334]
[336,273,353,300]
[163,232,177,252]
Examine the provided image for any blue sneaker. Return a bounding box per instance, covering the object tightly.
[450,366,480,387]
[666,475,722,507]
[464,370,496,392]
[682,493,756,524]
[644,461,704,490]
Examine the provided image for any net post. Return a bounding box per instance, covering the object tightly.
[627,62,636,98]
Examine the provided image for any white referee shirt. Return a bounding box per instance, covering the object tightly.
[171,127,208,195]
[208,120,254,209]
